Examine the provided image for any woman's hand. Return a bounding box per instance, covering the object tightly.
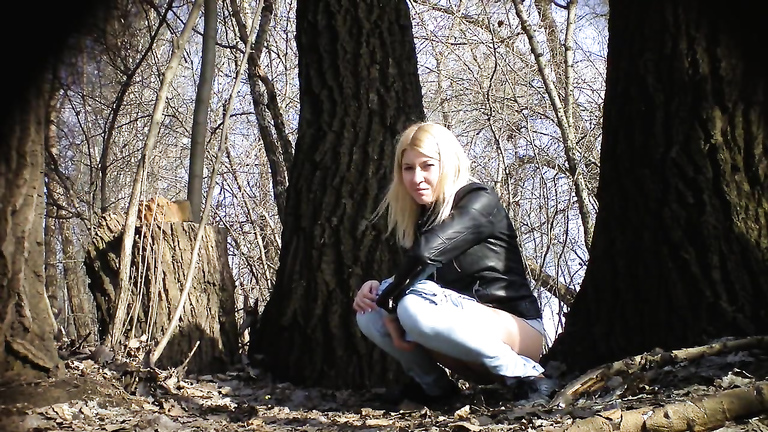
[353,280,380,313]
[383,315,416,351]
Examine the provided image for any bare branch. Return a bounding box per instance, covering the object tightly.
[526,259,576,307]
[229,0,290,222]
[510,0,594,249]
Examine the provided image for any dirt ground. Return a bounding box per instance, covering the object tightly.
[2,337,768,432]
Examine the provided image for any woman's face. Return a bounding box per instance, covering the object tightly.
[401,148,440,205]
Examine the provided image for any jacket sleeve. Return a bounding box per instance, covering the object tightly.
[376,184,498,312]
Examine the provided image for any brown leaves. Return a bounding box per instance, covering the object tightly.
[3,337,768,431]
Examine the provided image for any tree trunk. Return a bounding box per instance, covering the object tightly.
[86,214,239,373]
[44,196,64,339]
[251,0,425,388]
[187,0,217,223]
[0,0,116,387]
[0,82,62,379]
[544,1,768,372]
[60,217,97,344]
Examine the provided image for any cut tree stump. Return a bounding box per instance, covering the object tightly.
[85,212,239,373]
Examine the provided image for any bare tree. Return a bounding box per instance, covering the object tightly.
[44,105,65,339]
[98,0,176,215]
[187,0,218,222]
[229,0,292,221]
[510,0,594,249]
[45,87,98,343]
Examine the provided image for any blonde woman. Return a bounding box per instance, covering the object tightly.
[353,122,555,407]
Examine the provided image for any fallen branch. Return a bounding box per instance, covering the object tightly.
[565,381,768,432]
[175,340,200,378]
[552,336,768,407]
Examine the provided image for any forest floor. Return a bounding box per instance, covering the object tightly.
[1,337,768,432]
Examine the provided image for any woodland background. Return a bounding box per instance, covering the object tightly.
[3,0,766,406]
[41,0,605,381]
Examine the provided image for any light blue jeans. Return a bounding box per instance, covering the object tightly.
[356,278,544,395]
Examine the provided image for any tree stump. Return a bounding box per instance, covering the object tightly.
[85,212,238,373]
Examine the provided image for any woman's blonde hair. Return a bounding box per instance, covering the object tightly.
[374,122,471,247]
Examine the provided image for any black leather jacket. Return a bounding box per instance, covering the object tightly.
[376,182,542,320]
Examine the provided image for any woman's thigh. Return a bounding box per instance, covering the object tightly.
[401,281,544,360]
[486,307,544,361]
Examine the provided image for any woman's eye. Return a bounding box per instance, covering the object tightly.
[403,166,414,171]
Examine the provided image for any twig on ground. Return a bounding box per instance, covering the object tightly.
[175,340,200,379]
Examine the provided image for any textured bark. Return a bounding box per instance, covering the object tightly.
[86,214,239,373]
[0,82,62,379]
[44,201,63,337]
[60,217,96,344]
[0,0,115,383]
[252,0,425,388]
[545,2,768,372]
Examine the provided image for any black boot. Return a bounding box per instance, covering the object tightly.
[380,378,461,409]
[510,376,558,403]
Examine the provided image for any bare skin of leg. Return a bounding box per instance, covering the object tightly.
[425,305,544,384]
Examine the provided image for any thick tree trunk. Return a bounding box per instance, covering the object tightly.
[86,214,239,373]
[0,83,62,379]
[252,0,425,388]
[545,2,767,372]
[0,0,115,387]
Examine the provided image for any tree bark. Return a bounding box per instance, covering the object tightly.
[86,213,239,372]
[0,81,62,379]
[545,1,768,372]
[0,0,116,382]
[252,0,425,388]
[44,188,64,338]
[60,217,96,344]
